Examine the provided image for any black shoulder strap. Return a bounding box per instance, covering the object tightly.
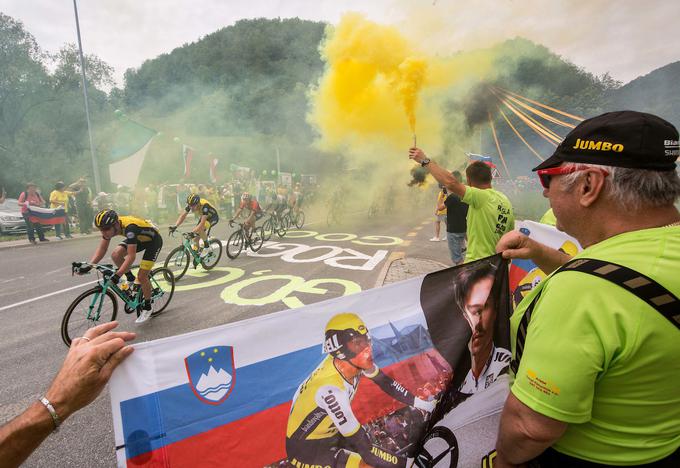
[511,258,680,374]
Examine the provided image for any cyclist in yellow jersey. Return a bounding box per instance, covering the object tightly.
[170,193,219,265]
[77,209,163,323]
[286,313,436,468]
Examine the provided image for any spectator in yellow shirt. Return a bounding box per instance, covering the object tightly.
[430,185,448,241]
[50,181,73,239]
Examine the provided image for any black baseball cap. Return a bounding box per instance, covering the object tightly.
[533,111,679,172]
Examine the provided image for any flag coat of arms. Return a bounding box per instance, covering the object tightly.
[110,255,515,467]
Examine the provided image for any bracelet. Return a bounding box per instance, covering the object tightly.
[39,397,61,431]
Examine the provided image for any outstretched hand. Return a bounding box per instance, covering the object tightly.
[45,322,136,421]
[408,147,427,164]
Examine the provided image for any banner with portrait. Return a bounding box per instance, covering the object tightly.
[109,254,511,467]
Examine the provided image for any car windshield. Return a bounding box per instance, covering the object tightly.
[0,199,21,212]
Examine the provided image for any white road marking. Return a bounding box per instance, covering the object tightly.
[0,280,98,312]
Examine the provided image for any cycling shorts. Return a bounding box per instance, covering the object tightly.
[286,437,360,468]
[118,235,163,270]
[196,215,219,235]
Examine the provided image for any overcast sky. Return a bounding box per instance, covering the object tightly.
[4,0,679,87]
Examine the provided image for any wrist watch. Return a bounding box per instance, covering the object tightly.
[420,158,431,167]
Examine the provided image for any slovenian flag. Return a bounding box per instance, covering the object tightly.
[27,205,66,225]
[182,145,194,178]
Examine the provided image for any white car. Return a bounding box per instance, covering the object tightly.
[0,198,27,235]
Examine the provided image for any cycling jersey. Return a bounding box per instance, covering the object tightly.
[457,345,511,396]
[115,215,162,270]
[286,355,426,468]
[185,198,219,222]
[239,199,262,213]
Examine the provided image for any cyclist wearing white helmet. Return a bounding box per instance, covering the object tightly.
[231,192,262,237]
[170,193,219,265]
[77,209,162,323]
[286,313,436,468]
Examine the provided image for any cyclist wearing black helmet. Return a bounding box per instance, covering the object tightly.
[77,209,162,323]
[286,313,436,468]
[170,193,219,264]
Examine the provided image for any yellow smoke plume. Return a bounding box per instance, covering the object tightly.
[309,13,495,163]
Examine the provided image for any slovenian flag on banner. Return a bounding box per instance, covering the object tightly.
[182,145,194,178]
[109,255,514,467]
[509,220,582,307]
[27,205,66,225]
[209,157,219,183]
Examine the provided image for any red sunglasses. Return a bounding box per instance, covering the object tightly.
[536,165,609,189]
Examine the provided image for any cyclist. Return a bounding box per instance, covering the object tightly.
[286,313,436,468]
[76,209,162,323]
[290,183,304,214]
[231,192,262,237]
[170,193,219,266]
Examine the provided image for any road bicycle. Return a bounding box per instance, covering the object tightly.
[291,209,305,229]
[226,220,265,259]
[261,212,289,241]
[61,262,175,346]
[164,231,223,280]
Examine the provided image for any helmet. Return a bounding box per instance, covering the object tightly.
[94,209,118,228]
[187,193,200,206]
[323,313,369,360]
[241,192,251,200]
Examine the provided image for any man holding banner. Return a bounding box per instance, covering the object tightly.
[495,111,680,466]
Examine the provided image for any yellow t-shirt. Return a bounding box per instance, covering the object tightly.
[436,191,447,216]
[49,190,72,213]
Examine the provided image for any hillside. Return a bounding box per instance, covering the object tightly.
[607,61,680,128]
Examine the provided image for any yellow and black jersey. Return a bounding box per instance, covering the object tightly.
[118,215,160,245]
[286,355,362,441]
[185,198,219,222]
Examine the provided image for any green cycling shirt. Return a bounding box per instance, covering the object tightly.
[510,226,680,465]
[461,186,514,262]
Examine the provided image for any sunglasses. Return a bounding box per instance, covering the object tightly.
[536,165,609,189]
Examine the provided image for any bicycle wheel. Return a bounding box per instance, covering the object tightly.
[61,286,118,347]
[201,238,223,269]
[276,217,288,238]
[294,211,305,229]
[249,227,265,252]
[226,230,244,259]
[149,267,175,316]
[164,246,190,281]
[262,218,273,241]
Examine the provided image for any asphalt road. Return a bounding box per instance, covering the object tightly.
[0,214,453,467]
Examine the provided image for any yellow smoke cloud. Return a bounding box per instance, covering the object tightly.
[308,13,496,163]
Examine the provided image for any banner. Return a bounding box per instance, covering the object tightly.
[509,220,581,307]
[182,145,194,178]
[27,205,66,225]
[109,255,512,467]
[108,119,157,188]
[209,158,219,183]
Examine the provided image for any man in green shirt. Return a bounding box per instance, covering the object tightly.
[495,111,680,466]
[407,151,514,262]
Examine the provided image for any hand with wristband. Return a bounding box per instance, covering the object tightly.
[0,322,136,466]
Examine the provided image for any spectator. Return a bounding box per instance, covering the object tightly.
[495,111,680,466]
[92,192,111,212]
[444,171,468,265]
[430,185,448,241]
[408,149,514,262]
[49,181,73,239]
[71,177,93,234]
[18,182,48,244]
[0,321,135,467]
[0,187,6,204]
[145,185,159,221]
